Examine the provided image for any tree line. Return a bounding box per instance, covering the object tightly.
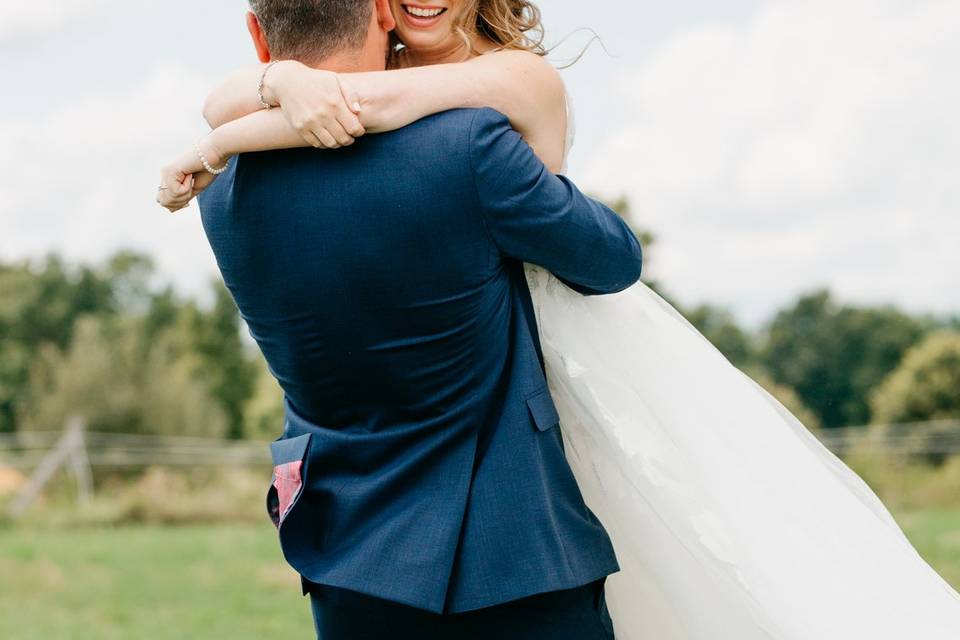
[0,252,271,440]
[1,237,957,439]
[610,197,960,431]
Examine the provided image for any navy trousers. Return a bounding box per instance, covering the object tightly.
[306,577,616,639]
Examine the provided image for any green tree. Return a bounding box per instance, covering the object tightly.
[243,353,286,440]
[22,314,228,437]
[597,195,681,307]
[745,370,822,432]
[760,290,927,428]
[103,251,157,314]
[871,331,960,424]
[685,305,754,368]
[177,281,258,440]
[0,340,29,434]
[0,255,115,432]
[0,254,113,353]
[603,196,655,254]
[3,252,263,438]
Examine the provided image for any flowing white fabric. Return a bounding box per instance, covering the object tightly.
[527,93,960,639]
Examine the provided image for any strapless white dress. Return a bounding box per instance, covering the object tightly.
[523,94,960,639]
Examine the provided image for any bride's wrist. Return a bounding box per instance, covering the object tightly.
[262,59,303,106]
[199,132,227,168]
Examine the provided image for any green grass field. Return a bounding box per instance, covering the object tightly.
[0,522,314,639]
[3,509,960,639]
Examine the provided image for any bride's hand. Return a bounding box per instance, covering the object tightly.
[267,60,366,149]
[156,137,222,213]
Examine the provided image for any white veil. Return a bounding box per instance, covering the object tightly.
[523,90,960,639]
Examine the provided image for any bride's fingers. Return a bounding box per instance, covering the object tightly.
[159,193,183,211]
[314,128,339,149]
[334,100,364,139]
[160,166,190,198]
[159,167,178,192]
[160,190,187,208]
[300,128,323,148]
[164,193,193,213]
[173,172,192,195]
[192,172,216,195]
[157,161,198,211]
[157,178,194,212]
[304,130,326,149]
[313,112,351,147]
[337,78,365,138]
[157,184,179,208]
[325,119,355,147]
[167,184,189,201]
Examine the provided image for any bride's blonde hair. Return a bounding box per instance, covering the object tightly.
[389,0,546,65]
[458,0,546,56]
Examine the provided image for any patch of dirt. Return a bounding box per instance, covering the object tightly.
[0,466,27,495]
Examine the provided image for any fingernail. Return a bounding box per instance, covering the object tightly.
[352,102,361,113]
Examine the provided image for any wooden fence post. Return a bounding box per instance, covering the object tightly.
[5,416,93,519]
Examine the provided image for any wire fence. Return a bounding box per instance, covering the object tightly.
[3,419,960,471]
[0,430,272,470]
[816,420,960,457]
[2,418,959,519]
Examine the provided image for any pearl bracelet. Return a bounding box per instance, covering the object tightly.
[195,141,230,175]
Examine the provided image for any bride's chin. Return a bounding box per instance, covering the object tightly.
[397,31,445,50]
[398,34,472,63]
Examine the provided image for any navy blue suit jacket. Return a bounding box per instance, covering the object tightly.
[198,107,642,614]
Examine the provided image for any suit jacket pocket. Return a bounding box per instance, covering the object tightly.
[267,433,311,529]
[526,387,561,431]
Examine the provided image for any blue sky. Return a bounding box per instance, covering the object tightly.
[1,0,956,325]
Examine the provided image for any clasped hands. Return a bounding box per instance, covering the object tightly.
[156,60,364,213]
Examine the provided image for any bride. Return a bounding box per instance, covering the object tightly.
[158,1,960,637]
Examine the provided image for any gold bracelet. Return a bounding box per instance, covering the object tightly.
[258,60,280,110]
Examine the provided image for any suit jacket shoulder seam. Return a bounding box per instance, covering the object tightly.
[468,108,500,269]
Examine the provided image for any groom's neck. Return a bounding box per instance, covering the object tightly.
[309,44,388,73]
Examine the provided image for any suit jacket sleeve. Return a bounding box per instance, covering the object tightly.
[469,107,643,296]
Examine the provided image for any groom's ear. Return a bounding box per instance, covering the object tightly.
[246,11,272,63]
[374,0,397,32]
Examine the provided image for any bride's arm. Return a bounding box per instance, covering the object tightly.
[350,51,568,172]
[203,62,365,149]
[156,51,568,213]
[203,50,568,172]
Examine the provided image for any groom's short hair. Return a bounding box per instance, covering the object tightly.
[248,0,373,63]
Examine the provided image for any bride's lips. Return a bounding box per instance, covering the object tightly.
[399,3,448,29]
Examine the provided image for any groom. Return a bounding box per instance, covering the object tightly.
[197,0,641,637]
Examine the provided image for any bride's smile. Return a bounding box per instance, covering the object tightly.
[399,3,449,26]
[389,0,471,60]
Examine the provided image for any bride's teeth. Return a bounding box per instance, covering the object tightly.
[406,6,444,18]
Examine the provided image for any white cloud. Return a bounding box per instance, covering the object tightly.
[0,0,109,41]
[584,0,960,324]
[3,0,957,325]
[0,62,221,300]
